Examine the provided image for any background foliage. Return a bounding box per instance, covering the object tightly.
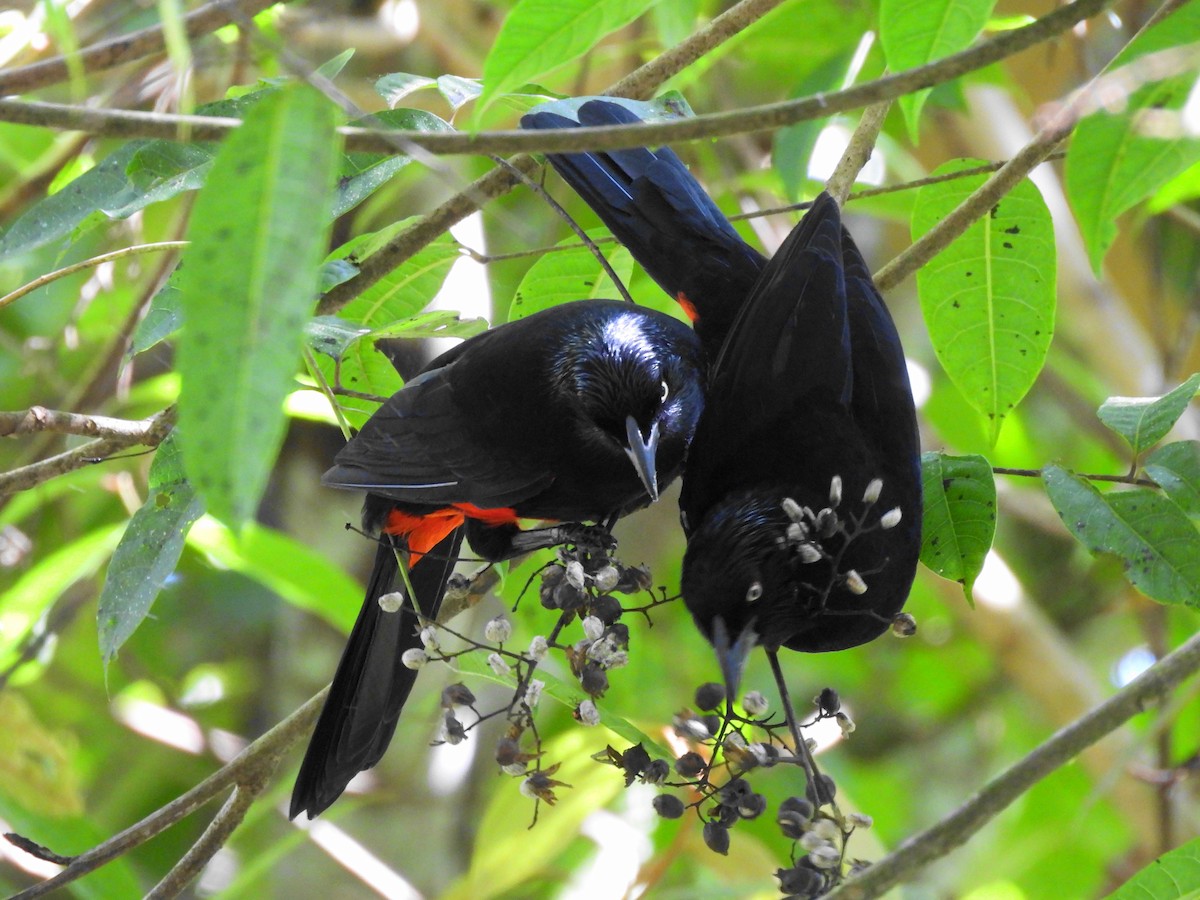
[0,0,1198,897]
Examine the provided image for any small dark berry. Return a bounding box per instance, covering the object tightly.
[604,623,630,649]
[718,777,751,804]
[642,759,670,785]
[738,792,767,819]
[620,743,651,784]
[613,564,652,594]
[700,714,721,736]
[541,565,565,587]
[806,773,837,806]
[588,594,623,624]
[776,864,824,895]
[495,737,521,767]
[580,662,609,698]
[694,682,725,711]
[703,821,731,855]
[780,796,815,821]
[441,683,476,709]
[652,794,685,819]
[891,611,918,636]
[816,687,840,715]
[777,809,806,840]
[675,752,706,778]
[554,580,585,610]
[711,803,739,827]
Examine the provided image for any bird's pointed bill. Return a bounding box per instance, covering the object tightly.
[713,615,757,704]
[624,415,660,502]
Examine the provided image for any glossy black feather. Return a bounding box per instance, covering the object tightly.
[292,299,706,818]
[680,193,921,657]
[521,100,765,359]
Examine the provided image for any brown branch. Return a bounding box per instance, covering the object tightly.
[0,0,1116,158]
[826,629,1200,900]
[0,406,176,496]
[0,0,282,96]
[825,101,892,206]
[6,689,326,900]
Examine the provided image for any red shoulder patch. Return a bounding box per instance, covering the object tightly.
[676,291,699,323]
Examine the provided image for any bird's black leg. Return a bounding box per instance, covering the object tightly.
[466,518,617,560]
[765,649,839,813]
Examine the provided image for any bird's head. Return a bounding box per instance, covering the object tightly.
[567,311,705,502]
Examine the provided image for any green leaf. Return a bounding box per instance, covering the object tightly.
[438,75,484,112]
[913,159,1056,445]
[880,0,997,141]
[337,108,454,217]
[96,434,205,666]
[176,84,339,526]
[773,51,857,201]
[0,692,83,816]
[1043,465,1200,607]
[1145,441,1200,518]
[185,517,361,632]
[1097,373,1200,457]
[477,0,660,118]
[1105,835,1200,899]
[375,72,437,107]
[369,309,489,341]
[509,232,635,320]
[1064,4,1200,271]
[919,452,996,602]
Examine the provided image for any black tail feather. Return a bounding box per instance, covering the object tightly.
[290,527,465,819]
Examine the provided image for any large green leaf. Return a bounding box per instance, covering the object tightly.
[913,160,1056,445]
[1097,373,1200,457]
[477,0,661,117]
[1065,4,1200,271]
[879,0,996,141]
[336,108,454,217]
[919,452,996,602]
[96,433,204,666]
[1105,835,1200,899]
[175,84,339,526]
[772,51,857,201]
[509,232,635,320]
[1043,465,1200,607]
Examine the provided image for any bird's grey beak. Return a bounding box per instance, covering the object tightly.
[713,615,758,705]
[624,415,660,502]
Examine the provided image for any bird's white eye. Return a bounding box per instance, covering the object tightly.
[746,581,763,603]
[660,379,670,402]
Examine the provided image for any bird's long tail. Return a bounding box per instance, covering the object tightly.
[290,527,464,819]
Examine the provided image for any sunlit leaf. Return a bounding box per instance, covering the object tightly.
[477,0,659,118]
[773,52,856,200]
[97,434,204,666]
[1105,835,1200,899]
[509,232,635,320]
[0,693,83,816]
[913,160,1056,445]
[375,71,438,107]
[1097,373,1200,457]
[1065,3,1200,271]
[919,452,996,602]
[176,84,339,526]
[1043,465,1200,607]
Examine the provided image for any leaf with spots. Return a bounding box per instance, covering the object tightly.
[509,231,635,321]
[919,451,996,603]
[913,159,1056,446]
[1043,465,1200,608]
[97,433,205,666]
[1105,835,1200,900]
[1097,373,1200,458]
[1145,441,1200,519]
[176,84,339,526]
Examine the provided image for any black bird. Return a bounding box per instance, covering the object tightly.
[521,99,765,361]
[292,299,706,819]
[678,192,921,697]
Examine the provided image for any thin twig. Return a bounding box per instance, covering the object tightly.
[144,775,272,900]
[0,406,177,496]
[6,690,327,900]
[0,406,173,440]
[826,629,1200,900]
[992,466,1157,487]
[825,102,891,206]
[0,0,281,96]
[0,242,187,311]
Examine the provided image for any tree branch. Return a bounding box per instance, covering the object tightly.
[825,101,891,206]
[6,690,326,900]
[826,629,1200,900]
[0,406,177,495]
[0,0,282,96]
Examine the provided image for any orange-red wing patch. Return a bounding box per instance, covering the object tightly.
[384,507,464,565]
[676,291,699,323]
[453,503,521,527]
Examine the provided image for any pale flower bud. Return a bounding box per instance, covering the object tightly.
[378,591,405,613]
[528,635,549,661]
[401,648,428,669]
[487,652,511,677]
[484,615,512,643]
[829,474,842,507]
[863,478,883,504]
[880,507,903,529]
[581,616,604,640]
[576,700,601,726]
